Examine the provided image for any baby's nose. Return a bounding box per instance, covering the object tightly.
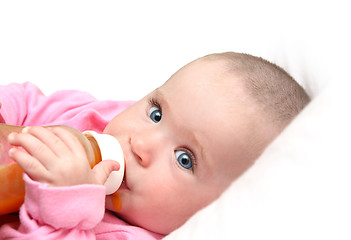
[130,134,152,168]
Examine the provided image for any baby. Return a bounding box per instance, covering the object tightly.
[0,52,310,239]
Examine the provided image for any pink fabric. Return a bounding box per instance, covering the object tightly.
[0,175,163,239]
[0,82,133,133]
[0,82,164,239]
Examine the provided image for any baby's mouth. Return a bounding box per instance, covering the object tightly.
[119,166,128,190]
[120,178,128,190]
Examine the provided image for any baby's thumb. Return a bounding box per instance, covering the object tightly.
[92,160,120,185]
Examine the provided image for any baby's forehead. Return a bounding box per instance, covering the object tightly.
[164,58,244,91]
[160,61,253,118]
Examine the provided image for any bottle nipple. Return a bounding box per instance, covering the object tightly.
[84,131,124,195]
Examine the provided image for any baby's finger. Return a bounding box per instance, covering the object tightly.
[47,127,87,159]
[21,127,71,159]
[8,131,56,167]
[92,160,120,186]
[8,147,49,182]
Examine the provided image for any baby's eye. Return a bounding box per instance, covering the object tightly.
[175,150,193,170]
[149,106,162,123]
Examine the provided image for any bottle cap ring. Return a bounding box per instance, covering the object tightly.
[84,131,125,195]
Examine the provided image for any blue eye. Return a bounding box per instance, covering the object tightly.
[175,150,193,170]
[149,106,162,123]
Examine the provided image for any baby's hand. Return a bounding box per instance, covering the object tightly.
[8,126,119,187]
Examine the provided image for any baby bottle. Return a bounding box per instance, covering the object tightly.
[0,123,124,215]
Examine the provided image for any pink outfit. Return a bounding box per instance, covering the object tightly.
[0,82,164,239]
[0,82,131,132]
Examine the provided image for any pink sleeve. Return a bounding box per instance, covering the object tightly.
[0,82,134,132]
[0,174,106,239]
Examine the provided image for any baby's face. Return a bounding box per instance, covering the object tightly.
[103,59,263,234]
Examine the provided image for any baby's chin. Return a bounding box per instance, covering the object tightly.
[105,195,187,234]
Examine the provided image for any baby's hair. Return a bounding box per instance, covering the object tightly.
[204,52,311,129]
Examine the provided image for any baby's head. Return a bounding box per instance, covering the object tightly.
[103,52,310,234]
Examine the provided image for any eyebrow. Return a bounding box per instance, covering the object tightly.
[152,88,167,109]
[192,133,206,174]
[154,88,164,100]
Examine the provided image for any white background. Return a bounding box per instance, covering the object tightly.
[1,0,349,101]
